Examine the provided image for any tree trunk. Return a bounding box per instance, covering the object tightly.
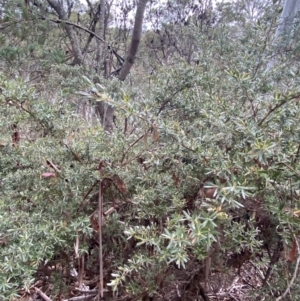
[274,0,300,39]
[47,0,84,65]
[94,0,114,133]
[118,0,149,81]
[96,0,106,74]
[95,100,114,133]
[267,0,300,69]
[97,0,148,132]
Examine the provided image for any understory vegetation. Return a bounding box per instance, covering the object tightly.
[1,0,300,300]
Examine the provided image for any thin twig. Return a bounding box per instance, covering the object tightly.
[78,181,98,211]
[34,13,123,64]
[34,287,52,301]
[98,180,104,300]
[280,162,300,178]
[63,295,96,301]
[248,260,266,282]
[63,143,82,163]
[0,18,36,30]
[124,117,128,135]
[121,147,158,167]
[120,132,149,164]
[258,94,300,126]
[276,236,300,301]
[6,98,47,130]
[37,14,105,43]
[74,289,98,294]
[262,241,281,286]
[293,143,300,164]
[228,293,240,301]
[156,85,192,116]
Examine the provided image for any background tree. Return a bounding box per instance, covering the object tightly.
[274,0,300,39]
[118,0,149,81]
[46,0,84,65]
[268,0,300,69]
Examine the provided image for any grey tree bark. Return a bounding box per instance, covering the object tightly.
[47,0,84,65]
[96,0,149,132]
[118,0,149,81]
[273,0,300,39]
[268,0,300,69]
[96,0,106,74]
[46,0,148,131]
[94,0,114,133]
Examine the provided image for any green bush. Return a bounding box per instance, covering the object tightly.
[1,1,300,299]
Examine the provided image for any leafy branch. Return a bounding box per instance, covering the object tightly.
[258,93,300,126]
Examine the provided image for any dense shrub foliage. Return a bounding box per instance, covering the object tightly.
[1,0,300,300]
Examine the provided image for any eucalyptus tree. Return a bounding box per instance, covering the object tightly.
[0,0,150,131]
[274,0,300,39]
[46,0,84,65]
[142,0,215,65]
[268,0,300,69]
[118,0,149,80]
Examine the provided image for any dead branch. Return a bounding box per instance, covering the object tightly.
[34,287,52,301]
[276,236,300,301]
[63,294,96,301]
[98,180,104,300]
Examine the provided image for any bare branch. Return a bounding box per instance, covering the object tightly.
[98,180,104,300]
[34,287,52,301]
[46,0,84,65]
[258,93,300,126]
[35,14,124,68]
[276,236,300,301]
